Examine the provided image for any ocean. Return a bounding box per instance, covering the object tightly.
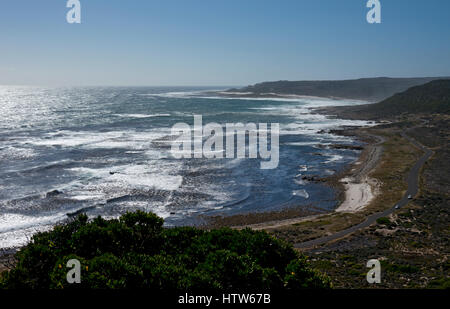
[0,86,372,249]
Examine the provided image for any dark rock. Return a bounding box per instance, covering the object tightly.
[329,144,364,150]
[46,190,62,198]
[301,175,326,183]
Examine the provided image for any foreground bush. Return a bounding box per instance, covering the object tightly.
[0,211,331,289]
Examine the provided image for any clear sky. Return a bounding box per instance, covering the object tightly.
[1,0,449,86]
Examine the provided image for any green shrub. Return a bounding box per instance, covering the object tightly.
[427,277,450,289]
[0,211,331,290]
[376,217,391,225]
[381,261,420,274]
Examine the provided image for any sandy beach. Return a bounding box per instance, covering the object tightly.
[335,133,384,212]
[336,176,377,212]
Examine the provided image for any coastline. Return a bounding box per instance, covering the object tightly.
[190,92,383,229]
[334,132,384,213]
[205,126,383,230]
[0,96,381,269]
[204,90,369,103]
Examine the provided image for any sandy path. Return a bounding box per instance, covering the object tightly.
[232,214,323,231]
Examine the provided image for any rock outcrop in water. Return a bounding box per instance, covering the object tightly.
[46,190,62,198]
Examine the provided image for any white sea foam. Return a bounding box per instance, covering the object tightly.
[145,91,208,98]
[114,113,171,118]
[25,129,170,150]
[70,194,105,201]
[27,131,125,147]
[0,146,36,160]
[67,162,184,192]
[292,189,309,199]
[109,171,182,191]
[285,141,320,146]
[230,97,375,137]
[0,225,53,249]
[0,212,69,248]
[298,165,308,172]
[0,212,66,234]
[294,178,306,186]
[103,200,173,220]
[324,154,344,163]
[224,158,244,169]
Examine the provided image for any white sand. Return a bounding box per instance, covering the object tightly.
[336,176,378,212]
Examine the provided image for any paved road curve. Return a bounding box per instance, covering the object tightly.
[295,133,433,249]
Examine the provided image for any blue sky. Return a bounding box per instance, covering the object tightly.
[1,0,449,86]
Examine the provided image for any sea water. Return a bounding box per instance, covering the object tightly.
[0,86,371,249]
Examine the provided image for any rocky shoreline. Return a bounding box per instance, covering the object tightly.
[202,123,382,230]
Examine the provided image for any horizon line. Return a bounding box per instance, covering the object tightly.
[2,75,450,88]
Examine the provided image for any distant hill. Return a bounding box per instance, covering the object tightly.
[227,77,449,102]
[319,80,450,120]
[364,79,450,115]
